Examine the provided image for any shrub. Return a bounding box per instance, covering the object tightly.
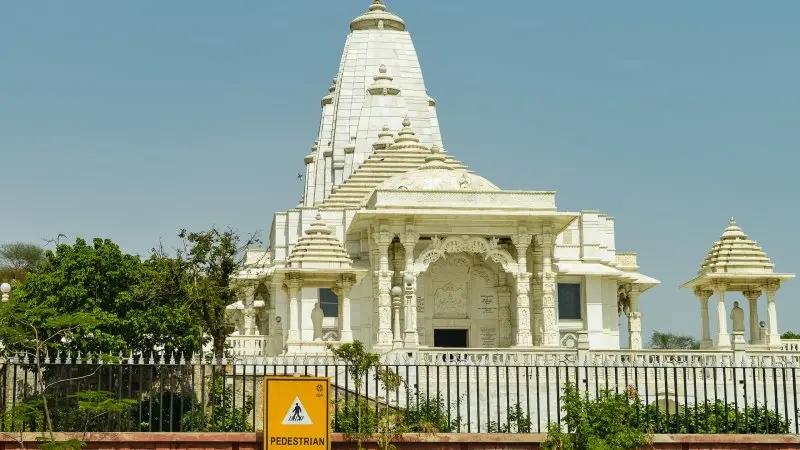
[542,383,652,450]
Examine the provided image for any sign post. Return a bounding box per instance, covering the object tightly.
[264,376,330,450]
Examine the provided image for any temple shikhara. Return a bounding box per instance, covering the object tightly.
[227,1,794,358]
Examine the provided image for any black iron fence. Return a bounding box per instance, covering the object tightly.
[0,355,798,434]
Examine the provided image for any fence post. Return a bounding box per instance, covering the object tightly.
[577,332,590,364]
[732,331,746,366]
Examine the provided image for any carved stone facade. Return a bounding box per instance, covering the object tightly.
[226,1,664,356]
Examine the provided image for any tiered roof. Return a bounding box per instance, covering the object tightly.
[699,218,775,275]
[320,118,467,209]
[286,214,353,270]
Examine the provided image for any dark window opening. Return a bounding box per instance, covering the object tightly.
[558,283,582,320]
[433,329,468,348]
[319,288,339,318]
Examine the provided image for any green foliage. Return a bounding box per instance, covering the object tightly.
[334,398,379,434]
[641,399,791,434]
[328,341,380,392]
[134,388,196,432]
[402,393,460,433]
[181,378,254,432]
[649,331,700,350]
[3,238,204,357]
[781,331,800,340]
[327,342,382,449]
[542,384,652,450]
[487,403,532,433]
[180,227,258,359]
[0,241,46,271]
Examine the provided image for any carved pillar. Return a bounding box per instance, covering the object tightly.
[531,244,543,346]
[402,229,420,347]
[764,281,781,347]
[241,284,256,335]
[627,286,642,350]
[693,288,713,349]
[391,287,403,348]
[284,275,302,343]
[497,274,512,347]
[334,275,354,343]
[538,227,560,347]
[373,227,394,349]
[266,280,282,354]
[713,283,731,349]
[512,228,533,347]
[742,289,761,344]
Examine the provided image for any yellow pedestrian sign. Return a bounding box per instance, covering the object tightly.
[264,376,330,450]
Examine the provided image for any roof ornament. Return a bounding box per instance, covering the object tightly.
[368,64,400,96]
[421,144,451,170]
[350,0,405,31]
[373,125,395,149]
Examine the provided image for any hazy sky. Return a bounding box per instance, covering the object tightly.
[2,1,798,341]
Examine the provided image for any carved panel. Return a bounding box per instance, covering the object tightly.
[434,283,468,318]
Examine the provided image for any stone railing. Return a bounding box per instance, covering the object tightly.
[225,335,271,357]
[781,338,800,352]
[411,347,576,365]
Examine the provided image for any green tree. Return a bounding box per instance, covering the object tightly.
[0,241,46,283]
[7,237,204,357]
[0,298,135,449]
[648,331,700,350]
[0,241,46,271]
[180,227,259,359]
[780,331,800,340]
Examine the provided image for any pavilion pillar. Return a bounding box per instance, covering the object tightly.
[512,228,533,347]
[694,288,713,349]
[538,226,560,347]
[627,286,642,350]
[267,280,283,355]
[285,275,302,343]
[373,227,395,349]
[764,281,781,347]
[743,289,762,344]
[713,283,731,349]
[335,275,354,343]
[402,228,420,347]
[531,244,543,346]
[241,284,257,335]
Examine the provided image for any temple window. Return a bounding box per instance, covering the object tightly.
[558,283,582,320]
[318,288,339,318]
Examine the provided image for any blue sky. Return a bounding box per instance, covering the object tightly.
[2,1,798,341]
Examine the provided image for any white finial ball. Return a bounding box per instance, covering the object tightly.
[403,273,415,285]
[402,116,411,127]
[390,286,403,297]
[0,283,10,294]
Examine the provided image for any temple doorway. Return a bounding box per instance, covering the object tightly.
[434,329,468,348]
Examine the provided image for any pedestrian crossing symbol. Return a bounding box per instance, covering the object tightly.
[282,397,313,425]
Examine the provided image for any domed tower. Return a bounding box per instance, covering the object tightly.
[303,1,444,206]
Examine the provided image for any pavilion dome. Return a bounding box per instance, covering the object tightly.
[698,218,775,275]
[378,138,500,192]
[287,214,353,270]
[350,1,406,32]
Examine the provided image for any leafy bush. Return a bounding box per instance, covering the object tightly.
[642,399,791,434]
[542,384,652,450]
[402,392,461,433]
[487,403,532,433]
[181,378,253,432]
[334,398,378,434]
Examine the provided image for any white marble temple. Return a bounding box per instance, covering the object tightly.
[230,1,664,356]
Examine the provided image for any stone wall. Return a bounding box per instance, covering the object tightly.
[2,433,798,450]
